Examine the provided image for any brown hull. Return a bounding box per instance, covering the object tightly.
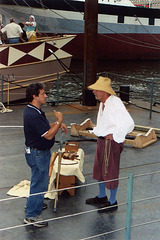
[1,57,72,103]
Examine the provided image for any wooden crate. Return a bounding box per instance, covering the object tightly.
[55,175,76,196]
[65,142,78,152]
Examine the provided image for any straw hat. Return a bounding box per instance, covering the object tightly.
[88,76,116,95]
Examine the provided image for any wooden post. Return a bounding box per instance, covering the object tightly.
[83,0,98,106]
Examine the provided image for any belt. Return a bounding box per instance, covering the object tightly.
[98,136,105,140]
[30,147,50,151]
[9,37,19,39]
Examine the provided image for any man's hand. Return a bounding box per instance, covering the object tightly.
[54,110,63,124]
[21,17,25,22]
[53,110,68,133]
[60,123,68,133]
[105,134,113,141]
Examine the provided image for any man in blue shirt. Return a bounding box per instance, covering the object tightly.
[23,83,68,227]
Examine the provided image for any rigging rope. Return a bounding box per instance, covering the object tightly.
[61,0,160,49]
[99,23,160,49]
[22,0,31,8]
[48,49,83,87]
[34,0,83,29]
[134,14,160,43]
[12,0,19,6]
[64,0,84,15]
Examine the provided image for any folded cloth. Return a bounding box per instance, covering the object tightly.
[7,180,56,199]
[49,148,85,183]
[7,180,30,198]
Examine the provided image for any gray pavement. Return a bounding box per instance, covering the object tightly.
[0,101,160,240]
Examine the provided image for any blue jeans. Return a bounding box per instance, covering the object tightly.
[25,149,51,218]
[8,38,20,44]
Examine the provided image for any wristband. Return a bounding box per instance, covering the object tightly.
[56,121,61,126]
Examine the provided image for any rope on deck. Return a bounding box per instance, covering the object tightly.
[0,102,13,113]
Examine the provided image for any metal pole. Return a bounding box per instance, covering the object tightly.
[54,131,64,212]
[1,75,4,103]
[125,173,133,240]
[7,82,10,108]
[57,72,59,106]
[149,79,154,119]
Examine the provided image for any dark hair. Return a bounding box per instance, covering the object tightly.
[10,18,14,23]
[26,83,44,102]
[18,22,24,28]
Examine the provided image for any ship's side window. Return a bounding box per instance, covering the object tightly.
[118,15,124,23]
[149,18,154,25]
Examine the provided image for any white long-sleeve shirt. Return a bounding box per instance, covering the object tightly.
[1,22,23,38]
[92,95,134,143]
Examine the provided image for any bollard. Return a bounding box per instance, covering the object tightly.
[125,173,133,240]
[57,72,59,106]
[120,85,130,102]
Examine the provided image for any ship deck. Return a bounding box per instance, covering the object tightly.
[0,100,160,240]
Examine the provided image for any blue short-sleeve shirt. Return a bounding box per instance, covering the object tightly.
[23,104,55,150]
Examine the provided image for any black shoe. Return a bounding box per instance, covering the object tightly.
[24,215,48,227]
[98,201,118,213]
[42,203,48,210]
[25,203,48,211]
[86,196,108,205]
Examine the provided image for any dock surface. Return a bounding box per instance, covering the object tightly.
[0,101,160,240]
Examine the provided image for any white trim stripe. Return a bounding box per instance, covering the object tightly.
[41,131,48,137]
[27,104,41,114]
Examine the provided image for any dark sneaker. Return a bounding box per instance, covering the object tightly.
[42,203,48,210]
[86,196,108,205]
[25,202,48,211]
[24,215,48,227]
[98,201,118,213]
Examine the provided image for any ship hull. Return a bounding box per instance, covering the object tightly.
[62,33,160,60]
[1,0,160,60]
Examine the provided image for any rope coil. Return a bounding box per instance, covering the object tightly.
[0,102,13,113]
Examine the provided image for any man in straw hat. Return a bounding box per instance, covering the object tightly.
[86,76,134,212]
